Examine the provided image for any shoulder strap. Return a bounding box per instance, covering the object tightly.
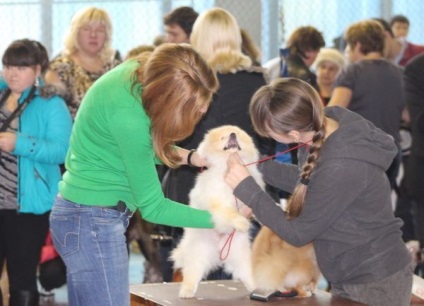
[0,88,11,110]
[0,85,37,132]
[279,48,290,78]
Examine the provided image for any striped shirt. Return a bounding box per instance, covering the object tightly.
[0,92,18,210]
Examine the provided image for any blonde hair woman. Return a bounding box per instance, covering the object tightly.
[159,7,274,282]
[45,6,121,118]
[190,8,251,73]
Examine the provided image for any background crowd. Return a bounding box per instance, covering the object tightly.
[0,3,423,306]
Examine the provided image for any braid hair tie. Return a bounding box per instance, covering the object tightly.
[300,177,310,185]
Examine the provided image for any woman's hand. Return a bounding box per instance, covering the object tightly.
[225,153,251,190]
[0,132,16,153]
[188,150,210,168]
[176,147,210,168]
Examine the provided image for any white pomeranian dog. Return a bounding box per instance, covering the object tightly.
[171,125,265,298]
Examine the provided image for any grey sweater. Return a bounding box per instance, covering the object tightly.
[234,106,411,285]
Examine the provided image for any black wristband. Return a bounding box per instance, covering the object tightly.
[187,149,196,167]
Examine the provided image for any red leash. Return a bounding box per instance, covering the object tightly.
[220,229,236,260]
[219,141,311,260]
[220,197,240,261]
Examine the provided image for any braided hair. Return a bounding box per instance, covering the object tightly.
[250,77,326,218]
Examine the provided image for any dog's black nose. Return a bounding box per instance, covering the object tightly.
[224,132,241,150]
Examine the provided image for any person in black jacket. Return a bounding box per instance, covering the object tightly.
[158,8,274,282]
[404,54,424,253]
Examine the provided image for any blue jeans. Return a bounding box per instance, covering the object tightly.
[50,196,133,306]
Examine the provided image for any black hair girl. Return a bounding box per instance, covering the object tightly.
[2,39,49,73]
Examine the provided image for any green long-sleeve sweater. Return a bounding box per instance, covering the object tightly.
[59,60,213,229]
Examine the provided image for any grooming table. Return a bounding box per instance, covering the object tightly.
[130,280,366,306]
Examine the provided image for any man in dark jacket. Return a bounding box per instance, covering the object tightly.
[404,54,424,252]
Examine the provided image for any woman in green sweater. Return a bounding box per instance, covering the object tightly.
[49,43,218,306]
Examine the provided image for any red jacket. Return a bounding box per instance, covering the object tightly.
[399,42,424,66]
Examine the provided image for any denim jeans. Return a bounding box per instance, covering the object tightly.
[50,196,132,306]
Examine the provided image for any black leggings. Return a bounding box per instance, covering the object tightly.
[0,210,49,292]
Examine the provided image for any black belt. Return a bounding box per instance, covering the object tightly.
[103,200,127,212]
[102,201,133,217]
[58,195,133,216]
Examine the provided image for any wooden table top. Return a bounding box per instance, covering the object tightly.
[130,280,367,306]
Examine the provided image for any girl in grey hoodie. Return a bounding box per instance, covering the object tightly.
[225,78,413,306]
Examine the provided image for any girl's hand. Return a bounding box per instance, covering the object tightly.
[238,204,253,219]
[0,132,16,153]
[225,153,251,189]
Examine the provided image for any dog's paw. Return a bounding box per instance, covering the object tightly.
[179,285,196,298]
[243,278,255,292]
[295,287,313,298]
[231,215,250,233]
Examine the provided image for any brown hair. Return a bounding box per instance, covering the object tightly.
[287,26,325,59]
[390,15,410,27]
[345,20,385,55]
[125,45,155,60]
[133,43,219,168]
[163,6,198,36]
[250,78,325,218]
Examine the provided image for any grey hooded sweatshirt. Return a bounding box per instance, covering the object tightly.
[234,106,411,285]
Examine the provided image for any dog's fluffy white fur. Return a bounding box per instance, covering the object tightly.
[251,226,321,297]
[171,125,265,298]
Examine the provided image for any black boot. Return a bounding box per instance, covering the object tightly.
[0,288,3,306]
[9,290,39,306]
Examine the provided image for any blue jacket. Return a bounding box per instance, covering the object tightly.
[0,80,72,214]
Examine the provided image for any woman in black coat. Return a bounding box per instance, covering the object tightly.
[157,8,274,282]
[404,54,424,251]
